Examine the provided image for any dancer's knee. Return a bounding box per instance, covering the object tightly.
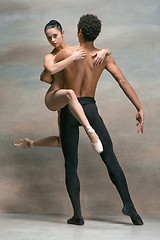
[65,163,77,172]
[108,170,117,185]
[66,89,76,102]
[65,168,78,184]
[108,163,123,185]
[65,162,78,177]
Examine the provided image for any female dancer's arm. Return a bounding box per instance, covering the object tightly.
[41,48,111,84]
[93,48,112,66]
[44,49,86,75]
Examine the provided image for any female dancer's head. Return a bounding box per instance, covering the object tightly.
[44,20,64,48]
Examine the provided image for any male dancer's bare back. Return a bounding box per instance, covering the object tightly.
[53,44,139,110]
[52,45,105,97]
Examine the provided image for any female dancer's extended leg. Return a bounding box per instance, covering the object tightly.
[13,136,61,148]
[13,111,61,148]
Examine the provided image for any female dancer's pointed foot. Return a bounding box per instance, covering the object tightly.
[85,126,103,154]
[12,138,33,148]
[122,206,144,225]
[67,216,84,225]
[90,137,103,154]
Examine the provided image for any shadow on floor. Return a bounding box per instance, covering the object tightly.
[86,215,133,226]
[5,213,139,226]
[5,213,67,224]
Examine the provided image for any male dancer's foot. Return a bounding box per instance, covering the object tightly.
[85,126,103,154]
[122,206,143,225]
[67,216,84,225]
[12,138,33,148]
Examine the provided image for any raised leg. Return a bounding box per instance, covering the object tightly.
[45,89,103,153]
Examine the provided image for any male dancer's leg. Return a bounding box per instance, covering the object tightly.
[82,100,143,225]
[60,106,84,225]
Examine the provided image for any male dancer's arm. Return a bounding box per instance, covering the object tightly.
[105,56,144,133]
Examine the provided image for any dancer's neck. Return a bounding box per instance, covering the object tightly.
[55,40,68,53]
[80,41,95,50]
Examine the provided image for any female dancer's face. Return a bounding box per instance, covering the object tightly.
[45,27,64,48]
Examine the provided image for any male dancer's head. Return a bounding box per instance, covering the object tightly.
[44,20,64,49]
[77,14,101,43]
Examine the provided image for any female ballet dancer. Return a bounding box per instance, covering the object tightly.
[13,20,111,153]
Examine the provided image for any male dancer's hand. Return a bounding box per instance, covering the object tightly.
[136,109,144,133]
[92,48,111,66]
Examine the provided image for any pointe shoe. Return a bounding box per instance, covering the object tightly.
[85,126,103,154]
[90,138,103,154]
[12,138,33,148]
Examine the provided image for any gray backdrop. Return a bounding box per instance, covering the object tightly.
[0,0,160,217]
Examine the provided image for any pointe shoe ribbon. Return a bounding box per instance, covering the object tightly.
[85,126,103,154]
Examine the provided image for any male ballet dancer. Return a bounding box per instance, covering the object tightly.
[42,14,144,226]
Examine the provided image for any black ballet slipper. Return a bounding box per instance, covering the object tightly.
[67,216,84,225]
[122,206,144,225]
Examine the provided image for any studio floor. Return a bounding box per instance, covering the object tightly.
[0,213,159,240]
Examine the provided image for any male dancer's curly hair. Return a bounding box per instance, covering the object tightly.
[44,20,63,33]
[77,14,101,42]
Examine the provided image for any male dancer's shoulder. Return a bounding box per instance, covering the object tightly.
[56,46,74,62]
[104,55,116,69]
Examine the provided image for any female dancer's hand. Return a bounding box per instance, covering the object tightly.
[93,48,111,66]
[72,49,86,60]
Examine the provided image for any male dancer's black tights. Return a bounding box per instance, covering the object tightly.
[60,97,139,224]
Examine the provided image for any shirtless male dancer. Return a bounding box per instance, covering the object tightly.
[44,14,143,226]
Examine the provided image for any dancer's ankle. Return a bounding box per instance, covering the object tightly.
[123,203,135,210]
[85,125,95,134]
